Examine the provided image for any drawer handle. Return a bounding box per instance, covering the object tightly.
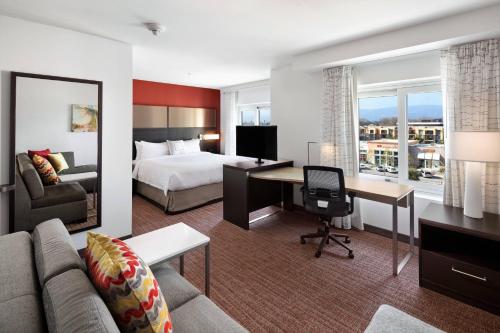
[451,266,487,282]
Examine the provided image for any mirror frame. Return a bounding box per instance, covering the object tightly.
[9,72,103,234]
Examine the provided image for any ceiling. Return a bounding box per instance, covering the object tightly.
[0,0,499,88]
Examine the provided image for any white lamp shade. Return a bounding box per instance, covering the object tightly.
[448,131,500,162]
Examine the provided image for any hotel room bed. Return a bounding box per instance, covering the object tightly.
[133,151,249,213]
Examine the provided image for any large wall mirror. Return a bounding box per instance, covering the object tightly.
[9,72,102,234]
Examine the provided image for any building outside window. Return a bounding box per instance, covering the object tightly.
[358,81,444,195]
[239,104,271,126]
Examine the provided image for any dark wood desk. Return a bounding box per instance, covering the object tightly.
[223,160,294,230]
[419,203,500,315]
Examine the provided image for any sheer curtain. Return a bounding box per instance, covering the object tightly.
[441,39,500,214]
[221,91,238,155]
[321,66,363,230]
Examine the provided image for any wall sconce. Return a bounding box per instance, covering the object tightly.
[200,133,220,140]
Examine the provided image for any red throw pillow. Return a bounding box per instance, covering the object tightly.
[28,148,51,159]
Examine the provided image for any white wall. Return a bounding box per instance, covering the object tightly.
[271,57,444,237]
[0,15,133,248]
[293,3,500,70]
[271,65,322,205]
[356,51,440,85]
[16,77,98,165]
[237,85,271,106]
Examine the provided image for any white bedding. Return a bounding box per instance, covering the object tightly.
[132,152,250,194]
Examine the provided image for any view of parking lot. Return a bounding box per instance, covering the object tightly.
[358,91,445,186]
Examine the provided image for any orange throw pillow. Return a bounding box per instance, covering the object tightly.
[85,232,173,333]
[32,154,60,185]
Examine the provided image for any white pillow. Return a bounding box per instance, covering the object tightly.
[184,139,201,153]
[140,141,169,159]
[134,141,143,160]
[167,140,186,155]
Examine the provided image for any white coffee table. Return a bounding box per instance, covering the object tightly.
[124,223,211,297]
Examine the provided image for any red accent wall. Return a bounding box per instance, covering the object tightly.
[133,79,220,132]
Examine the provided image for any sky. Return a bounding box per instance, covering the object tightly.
[358,91,443,122]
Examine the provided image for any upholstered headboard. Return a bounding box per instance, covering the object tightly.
[132,105,219,158]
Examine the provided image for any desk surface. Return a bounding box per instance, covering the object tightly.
[250,167,413,202]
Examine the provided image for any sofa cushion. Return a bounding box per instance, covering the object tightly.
[0,294,46,333]
[0,231,39,303]
[32,154,60,185]
[17,153,44,199]
[0,231,44,333]
[43,269,120,333]
[85,232,173,333]
[151,262,201,311]
[28,148,51,158]
[33,218,85,287]
[32,182,86,209]
[47,153,70,173]
[170,295,248,333]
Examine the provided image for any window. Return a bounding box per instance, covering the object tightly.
[239,104,271,126]
[358,81,444,195]
[358,94,398,179]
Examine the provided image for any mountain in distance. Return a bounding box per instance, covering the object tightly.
[359,105,443,122]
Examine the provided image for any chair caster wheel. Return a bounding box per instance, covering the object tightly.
[315,251,322,258]
[348,251,354,259]
[344,238,351,244]
[300,238,305,244]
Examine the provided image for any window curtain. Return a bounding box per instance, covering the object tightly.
[321,66,363,230]
[221,91,238,155]
[441,39,500,214]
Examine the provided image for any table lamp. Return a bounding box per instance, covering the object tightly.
[200,133,220,140]
[448,131,500,219]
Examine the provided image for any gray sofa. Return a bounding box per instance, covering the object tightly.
[0,219,247,333]
[15,153,87,232]
[58,151,97,193]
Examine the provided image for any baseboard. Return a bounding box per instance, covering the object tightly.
[363,224,420,246]
[77,233,133,256]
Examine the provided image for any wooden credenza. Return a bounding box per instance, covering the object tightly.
[419,203,500,315]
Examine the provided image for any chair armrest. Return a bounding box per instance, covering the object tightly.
[64,165,97,174]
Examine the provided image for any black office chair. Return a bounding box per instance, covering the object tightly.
[300,166,355,258]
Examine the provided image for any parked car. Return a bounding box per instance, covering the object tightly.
[360,163,369,170]
[386,166,398,173]
[421,168,436,178]
[376,165,386,172]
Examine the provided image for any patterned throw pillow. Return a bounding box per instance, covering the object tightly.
[47,153,69,173]
[32,154,60,185]
[85,232,173,333]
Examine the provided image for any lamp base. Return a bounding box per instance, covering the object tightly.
[463,161,483,219]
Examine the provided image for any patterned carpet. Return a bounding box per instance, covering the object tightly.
[133,195,500,332]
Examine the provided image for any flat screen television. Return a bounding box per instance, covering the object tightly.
[236,125,277,164]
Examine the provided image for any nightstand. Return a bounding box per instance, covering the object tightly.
[419,203,500,315]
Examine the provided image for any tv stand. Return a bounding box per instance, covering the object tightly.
[255,158,264,164]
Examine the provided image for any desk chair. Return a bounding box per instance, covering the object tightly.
[300,166,355,258]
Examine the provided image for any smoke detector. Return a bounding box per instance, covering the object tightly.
[145,22,166,36]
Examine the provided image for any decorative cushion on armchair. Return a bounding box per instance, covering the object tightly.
[47,153,69,173]
[32,155,60,185]
[85,232,173,333]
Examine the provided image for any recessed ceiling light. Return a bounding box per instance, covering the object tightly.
[145,22,166,37]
